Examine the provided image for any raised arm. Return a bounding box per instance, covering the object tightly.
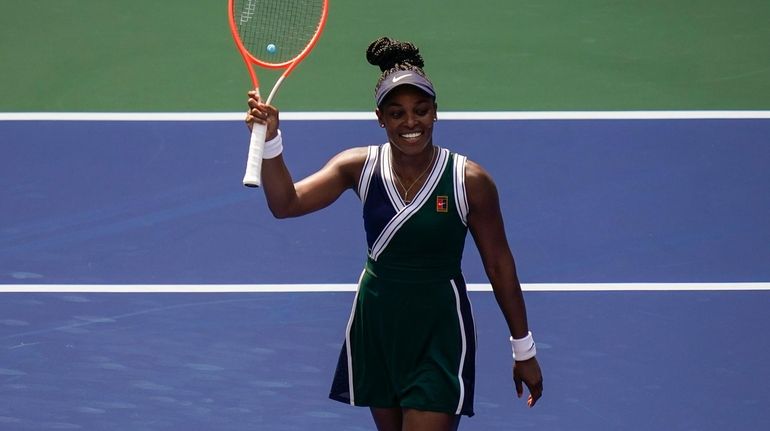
[246,92,366,218]
[465,159,543,407]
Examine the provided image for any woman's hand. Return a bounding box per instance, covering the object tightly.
[513,357,543,407]
[245,90,280,141]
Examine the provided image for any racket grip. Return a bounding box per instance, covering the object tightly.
[243,123,267,187]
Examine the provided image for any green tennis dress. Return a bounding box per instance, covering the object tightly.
[329,143,476,417]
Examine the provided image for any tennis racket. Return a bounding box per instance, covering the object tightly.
[228,0,329,187]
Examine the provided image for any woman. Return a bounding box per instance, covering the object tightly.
[246,37,543,431]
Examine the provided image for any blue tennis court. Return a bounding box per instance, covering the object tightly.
[2,116,769,430]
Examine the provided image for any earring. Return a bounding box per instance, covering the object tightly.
[380,124,385,128]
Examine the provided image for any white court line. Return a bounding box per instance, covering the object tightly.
[2,113,767,292]
[0,283,768,293]
[1,111,770,121]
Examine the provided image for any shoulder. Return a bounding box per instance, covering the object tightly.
[463,158,496,192]
[462,158,500,208]
[325,146,373,185]
[330,146,371,166]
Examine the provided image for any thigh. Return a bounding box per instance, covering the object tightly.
[402,408,461,431]
[370,407,403,431]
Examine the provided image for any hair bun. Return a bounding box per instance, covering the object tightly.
[366,36,425,72]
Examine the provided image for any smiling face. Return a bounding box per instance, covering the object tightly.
[376,85,437,156]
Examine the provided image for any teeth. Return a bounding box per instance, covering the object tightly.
[401,132,422,139]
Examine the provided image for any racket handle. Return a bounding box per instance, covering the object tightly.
[243,122,267,187]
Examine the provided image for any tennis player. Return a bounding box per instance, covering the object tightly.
[245,36,543,431]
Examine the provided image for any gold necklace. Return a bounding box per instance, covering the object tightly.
[392,147,437,203]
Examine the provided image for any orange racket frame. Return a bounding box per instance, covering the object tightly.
[228,0,329,186]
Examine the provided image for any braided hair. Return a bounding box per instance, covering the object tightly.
[366,37,434,101]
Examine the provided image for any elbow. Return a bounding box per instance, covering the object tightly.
[269,207,292,219]
[485,263,508,286]
[267,202,298,219]
[482,253,519,287]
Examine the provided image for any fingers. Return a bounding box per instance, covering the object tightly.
[246,106,269,123]
[513,359,543,408]
[246,92,265,118]
[245,91,279,129]
[526,379,543,407]
[245,91,280,138]
[513,372,523,398]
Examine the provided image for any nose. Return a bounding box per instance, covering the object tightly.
[405,112,418,128]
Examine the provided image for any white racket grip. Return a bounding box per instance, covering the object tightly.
[243,122,267,187]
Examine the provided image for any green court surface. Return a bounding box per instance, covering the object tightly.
[1,0,769,112]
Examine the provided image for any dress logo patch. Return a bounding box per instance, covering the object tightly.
[436,195,449,212]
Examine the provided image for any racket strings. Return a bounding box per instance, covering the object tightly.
[234,0,324,63]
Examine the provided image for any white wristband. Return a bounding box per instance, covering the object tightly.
[262,129,283,159]
[510,331,537,361]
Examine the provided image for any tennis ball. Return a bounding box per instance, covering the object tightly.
[266,43,277,54]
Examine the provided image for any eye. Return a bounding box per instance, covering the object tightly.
[388,110,404,119]
[414,102,433,117]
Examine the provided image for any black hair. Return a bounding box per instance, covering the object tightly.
[366,36,432,95]
[366,36,425,71]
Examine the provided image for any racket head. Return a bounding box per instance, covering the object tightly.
[228,0,328,71]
